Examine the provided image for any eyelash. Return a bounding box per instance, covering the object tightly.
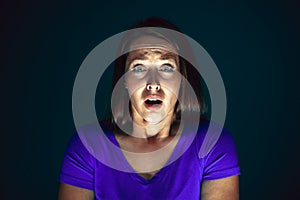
[160,64,175,72]
[130,64,175,73]
[131,64,146,72]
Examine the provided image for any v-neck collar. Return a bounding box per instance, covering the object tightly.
[107,130,188,185]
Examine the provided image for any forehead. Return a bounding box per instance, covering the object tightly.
[127,35,178,53]
[126,49,179,65]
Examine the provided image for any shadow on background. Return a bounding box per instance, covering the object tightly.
[1,0,299,199]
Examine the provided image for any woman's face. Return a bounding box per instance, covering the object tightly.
[125,48,181,125]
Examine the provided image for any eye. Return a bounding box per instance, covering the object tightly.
[131,64,147,73]
[160,64,175,72]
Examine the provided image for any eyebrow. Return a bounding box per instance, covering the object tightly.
[160,52,178,61]
[127,52,178,66]
[127,53,147,65]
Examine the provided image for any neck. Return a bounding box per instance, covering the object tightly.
[131,115,173,139]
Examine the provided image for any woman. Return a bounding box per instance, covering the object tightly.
[59,18,240,199]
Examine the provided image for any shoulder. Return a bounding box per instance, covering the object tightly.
[195,118,237,159]
[196,120,240,180]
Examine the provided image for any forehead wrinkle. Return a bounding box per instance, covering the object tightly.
[126,50,178,67]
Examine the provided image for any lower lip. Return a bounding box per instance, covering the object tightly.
[144,102,163,110]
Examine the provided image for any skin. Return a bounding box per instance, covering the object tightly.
[201,176,239,200]
[124,48,181,138]
[58,184,94,200]
[58,47,239,199]
[114,48,181,178]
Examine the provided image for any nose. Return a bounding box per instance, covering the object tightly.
[146,83,161,91]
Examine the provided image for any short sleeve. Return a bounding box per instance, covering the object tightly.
[59,133,95,190]
[201,128,240,180]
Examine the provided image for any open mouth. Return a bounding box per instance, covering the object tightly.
[145,99,162,105]
[144,98,163,109]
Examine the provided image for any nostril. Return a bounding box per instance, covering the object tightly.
[146,83,160,91]
[147,84,152,90]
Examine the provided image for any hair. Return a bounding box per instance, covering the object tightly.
[111,17,206,129]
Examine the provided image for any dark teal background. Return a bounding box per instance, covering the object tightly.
[2,0,299,199]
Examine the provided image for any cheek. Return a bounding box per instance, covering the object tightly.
[161,78,181,97]
[127,85,144,103]
[125,76,147,97]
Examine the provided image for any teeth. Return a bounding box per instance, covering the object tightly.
[145,99,162,105]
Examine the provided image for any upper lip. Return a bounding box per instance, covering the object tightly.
[144,94,163,101]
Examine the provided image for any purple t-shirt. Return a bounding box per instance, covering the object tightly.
[59,120,240,199]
